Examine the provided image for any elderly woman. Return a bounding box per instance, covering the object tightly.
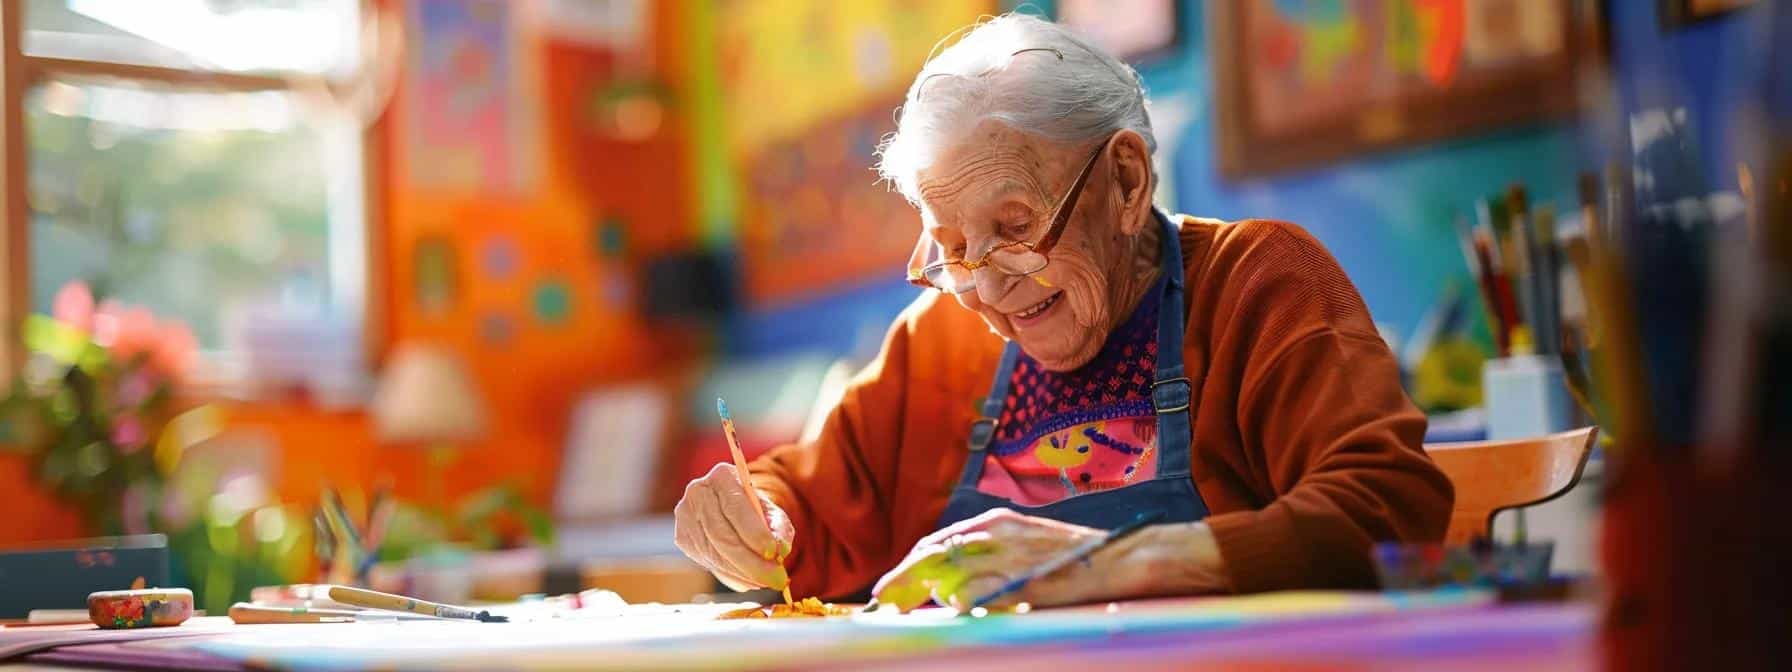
[675,14,1452,612]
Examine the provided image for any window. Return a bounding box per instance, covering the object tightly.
[4,0,389,396]
[24,0,363,76]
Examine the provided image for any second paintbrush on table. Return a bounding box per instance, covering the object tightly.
[971,509,1167,610]
[326,585,508,623]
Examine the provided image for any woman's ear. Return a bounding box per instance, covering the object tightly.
[1108,130,1155,236]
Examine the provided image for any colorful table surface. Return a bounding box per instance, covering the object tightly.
[0,590,1594,671]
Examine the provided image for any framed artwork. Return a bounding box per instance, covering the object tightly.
[1210,0,1586,179]
[1659,0,1756,28]
[736,103,918,305]
[714,0,991,157]
[404,0,537,193]
[554,385,671,522]
[712,0,995,306]
[1058,0,1183,64]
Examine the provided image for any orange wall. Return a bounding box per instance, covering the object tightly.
[1,1,700,545]
[0,455,87,542]
[379,1,701,510]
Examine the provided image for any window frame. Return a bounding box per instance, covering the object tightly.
[0,0,387,386]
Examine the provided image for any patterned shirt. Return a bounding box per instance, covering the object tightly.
[976,277,1165,506]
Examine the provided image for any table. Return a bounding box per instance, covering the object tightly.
[0,590,1594,671]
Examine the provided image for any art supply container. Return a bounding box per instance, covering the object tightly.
[1482,355,1576,440]
[1373,541,1555,590]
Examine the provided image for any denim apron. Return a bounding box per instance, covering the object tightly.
[935,211,1211,531]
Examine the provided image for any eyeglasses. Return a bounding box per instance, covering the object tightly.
[906,136,1107,294]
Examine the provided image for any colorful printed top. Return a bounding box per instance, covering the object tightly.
[976,278,1165,506]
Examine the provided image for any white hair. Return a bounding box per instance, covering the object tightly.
[876,13,1156,204]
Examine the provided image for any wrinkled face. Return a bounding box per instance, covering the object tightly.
[916,121,1127,371]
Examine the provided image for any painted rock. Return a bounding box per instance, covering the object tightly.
[88,588,194,629]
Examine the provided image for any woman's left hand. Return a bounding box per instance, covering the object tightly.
[870,508,1148,613]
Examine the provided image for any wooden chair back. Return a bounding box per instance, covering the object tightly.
[1423,426,1599,545]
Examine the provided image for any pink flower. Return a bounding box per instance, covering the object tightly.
[111,415,146,452]
[150,322,197,380]
[115,369,156,407]
[88,299,198,380]
[93,303,159,363]
[53,281,95,332]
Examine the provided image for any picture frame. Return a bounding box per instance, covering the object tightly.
[554,384,672,523]
[403,0,538,194]
[1209,0,1587,179]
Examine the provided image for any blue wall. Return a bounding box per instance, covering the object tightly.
[730,276,920,360]
[1595,0,1779,192]
[727,0,1773,361]
[1129,0,1580,347]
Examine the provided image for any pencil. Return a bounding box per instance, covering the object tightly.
[717,398,792,605]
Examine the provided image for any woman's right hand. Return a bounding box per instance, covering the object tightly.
[673,463,795,591]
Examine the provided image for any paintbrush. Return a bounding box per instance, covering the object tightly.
[325,585,508,623]
[717,397,791,606]
[1507,185,1541,353]
[1533,204,1562,356]
[228,602,435,624]
[971,509,1166,610]
[1457,214,1508,354]
[1475,228,1520,354]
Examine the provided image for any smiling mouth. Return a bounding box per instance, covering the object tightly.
[1012,292,1062,320]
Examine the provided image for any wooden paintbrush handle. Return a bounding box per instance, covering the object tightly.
[326,585,491,621]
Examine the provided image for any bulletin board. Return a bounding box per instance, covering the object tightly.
[735,105,919,303]
[714,0,990,157]
[715,0,994,304]
[1210,0,1586,179]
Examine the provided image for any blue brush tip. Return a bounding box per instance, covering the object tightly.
[716,397,730,419]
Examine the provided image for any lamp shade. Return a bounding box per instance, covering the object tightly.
[371,344,488,444]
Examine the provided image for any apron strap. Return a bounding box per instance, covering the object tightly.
[958,343,1020,488]
[1151,210,1198,480]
